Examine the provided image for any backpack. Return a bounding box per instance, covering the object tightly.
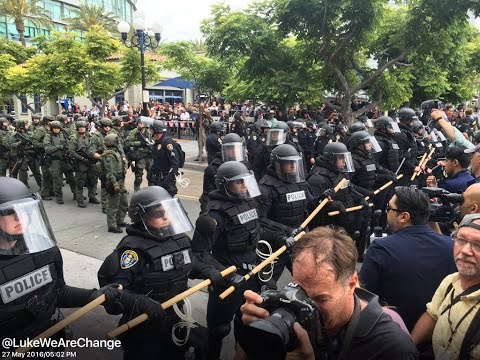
[172,140,185,168]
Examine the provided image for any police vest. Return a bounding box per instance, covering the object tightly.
[260,174,309,228]
[309,165,355,208]
[103,234,192,303]
[375,134,400,172]
[207,198,261,253]
[351,150,376,190]
[0,246,64,339]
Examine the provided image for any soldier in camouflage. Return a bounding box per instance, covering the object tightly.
[125,119,153,192]
[31,115,55,200]
[0,117,12,177]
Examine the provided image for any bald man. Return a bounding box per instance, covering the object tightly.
[461,183,480,217]
[467,145,480,182]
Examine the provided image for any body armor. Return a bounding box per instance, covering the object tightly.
[351,149,376,190]
[374,132,400,172]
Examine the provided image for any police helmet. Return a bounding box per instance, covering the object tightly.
[210,121,223,133]
[104,134,119,148]
[398,107,416,123]
[215,161,260,199]
[349,122,366,134]
[32,114,41,121]
[76,120,88,129]
[374,116,394,131]
[348,130,371,150]
[99,118,113,127]
[222,133,245,161]
[0,177,56,255]
[151,119,167,133]
[266,121,289,146]
[49,120,62,129]
[270,144,305,183]
[255,119,272,131]
[411,120,424,133]
[305,121,315,129]
[128,186,193,237]
[336,123,348,134]
[323,142,355,172]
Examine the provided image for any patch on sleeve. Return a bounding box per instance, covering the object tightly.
[167,143,174,151]
[120,250,139,269]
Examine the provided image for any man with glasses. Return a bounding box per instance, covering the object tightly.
[412,214,480,359]
[360,187,456,331]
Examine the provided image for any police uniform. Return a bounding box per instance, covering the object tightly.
[395,122,418,186]
[150,136,180,197]
[125,127,153,192]
[206,132,222,164]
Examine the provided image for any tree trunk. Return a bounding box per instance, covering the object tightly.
[14,18,26,47]
[340,95,354,126]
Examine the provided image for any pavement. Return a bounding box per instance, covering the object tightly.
[19,138,292,360]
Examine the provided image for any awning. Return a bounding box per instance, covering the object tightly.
[153,77,194,89]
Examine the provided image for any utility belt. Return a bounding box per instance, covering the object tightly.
[151,169,172,178]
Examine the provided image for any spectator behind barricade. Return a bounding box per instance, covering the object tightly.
[360,186,457,331]
[426,146,475,193]
[240,226,418,359]
[180,108,190,121]
[411,214,480,359]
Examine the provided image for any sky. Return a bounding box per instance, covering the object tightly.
[139,0,253,42]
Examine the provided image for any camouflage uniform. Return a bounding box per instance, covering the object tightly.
[31,116,55,199]
[69,120,99,208]
[125,124,153,192]
[0,118,11,177]
[101,134,127,233]
[43,121,76,204]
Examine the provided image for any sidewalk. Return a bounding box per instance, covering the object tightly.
[176,138,208,172]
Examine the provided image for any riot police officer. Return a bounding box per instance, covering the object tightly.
[149,120,179,197]
[230,112,245,138]
[101,134,128,233]
[307,142,370,244]
[258,144,314,282]
[0,177,120,351]
[199,133,250,211]
[395,107,420,185]
[206,121,223,164]
[373,116,401,173]
[69,119,99,208]
[43,121,76,204]
[298,121,316,170]
[192,161,262,359]
[98,186,219,360]
[314,123,333,157]
[348,121,367,134]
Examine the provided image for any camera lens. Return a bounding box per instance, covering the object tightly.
[240,308,297,360]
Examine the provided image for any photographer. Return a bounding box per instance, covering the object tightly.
[240,227,418,359]
[426,146,474,193]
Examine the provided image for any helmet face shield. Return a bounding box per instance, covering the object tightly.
[225,173,261,199]
[265,129,287,146]
[390,121,401,133]
[316,128,327,137]
[222,142,245,162]
[274,156,305,183]
[334,152,355,172]
[0,196,56,255]
[369,136,382,153]
[140,198,193,237]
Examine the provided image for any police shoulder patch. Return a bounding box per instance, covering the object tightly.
[166,143,174,151]
[120,250,139,269]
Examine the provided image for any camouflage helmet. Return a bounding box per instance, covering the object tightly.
[73,113,81,122]
[56,114,67,123]
[31,113,42,120]
[42,115,55,125]
[76,120,88,128]
[50,120,62,129]
[99,118,113,127]
[14,119,27,130]
[104,133,119,148]
[112,116,123,127]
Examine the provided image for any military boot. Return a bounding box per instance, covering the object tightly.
[89,197,100,204]
[77,200,86,208]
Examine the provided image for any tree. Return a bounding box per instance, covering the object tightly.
[159,41,229,99]
[0,0,53,46]
[202,0,480,123]
[65,1,119,34]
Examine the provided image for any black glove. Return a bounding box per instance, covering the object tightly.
[359,198,370,210]
[120,292,164,321]
[290,227,303,238]
[330,201,347,215]
[388,173,398,182]
[284,236,295,248]
[320,188,336,200]
[95,283,122,303]
[81,157,90,164]
[206,269,227,289]
[226,274,247,293]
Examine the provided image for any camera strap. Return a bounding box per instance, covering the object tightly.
[338,294,361,360]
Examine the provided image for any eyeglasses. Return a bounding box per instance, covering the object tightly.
[386,203,404,213]
[453,236,480,252]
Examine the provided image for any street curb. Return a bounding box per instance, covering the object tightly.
[183,160,208,172]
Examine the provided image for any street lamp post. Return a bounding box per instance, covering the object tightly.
[117,13,162,116]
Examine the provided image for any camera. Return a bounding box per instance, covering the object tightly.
[239,283,320,360]
[421,100,444,126]
[421,187,463,223]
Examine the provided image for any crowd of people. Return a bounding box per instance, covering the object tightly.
[1,98,480,359]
